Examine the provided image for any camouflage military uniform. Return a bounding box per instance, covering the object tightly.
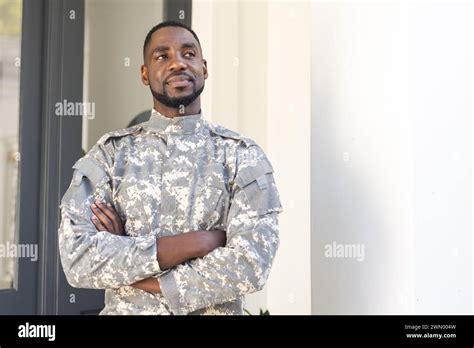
[58,109,282,315]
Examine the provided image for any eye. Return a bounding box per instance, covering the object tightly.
[184,52,195,58]
[156,54,167,61]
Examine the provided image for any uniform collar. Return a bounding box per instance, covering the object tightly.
[143,108,203,135]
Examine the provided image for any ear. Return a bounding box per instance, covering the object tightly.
[202,59,208,80]
[141,64,149,86]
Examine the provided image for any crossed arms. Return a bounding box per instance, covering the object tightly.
[89,200,226,294]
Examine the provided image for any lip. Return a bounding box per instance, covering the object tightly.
[166,74,193,87]
[167,79,192,88]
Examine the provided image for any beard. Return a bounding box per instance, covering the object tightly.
[150,82,205,109]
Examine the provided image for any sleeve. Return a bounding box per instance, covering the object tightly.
[58,142,163,289]
[158,145,282,314]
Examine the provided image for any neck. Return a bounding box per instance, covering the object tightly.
[153,98,201,118]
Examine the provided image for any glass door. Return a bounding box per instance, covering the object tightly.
[0,0,38,314]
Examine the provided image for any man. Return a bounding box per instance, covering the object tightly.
[58,20,282,315]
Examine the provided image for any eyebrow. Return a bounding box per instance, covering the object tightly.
[153,45,169,53]
[181,43,198,50]
[151,42,198,55]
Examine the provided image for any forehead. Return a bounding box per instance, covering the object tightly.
[150,26,198,48]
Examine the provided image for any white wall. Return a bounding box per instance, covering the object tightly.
[407,2,472,314]
[311,0,472,314]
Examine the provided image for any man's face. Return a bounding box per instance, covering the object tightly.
[141,26,208,109]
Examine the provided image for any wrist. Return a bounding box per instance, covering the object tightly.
[188,230,212,258]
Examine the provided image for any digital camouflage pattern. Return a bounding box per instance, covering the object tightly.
[58,109,282,315]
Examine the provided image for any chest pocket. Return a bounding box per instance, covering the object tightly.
[115,182,158,237]
[113,158,162,236]
[193,185,224,230]
[191,163,230,231]
[234,159,283,217]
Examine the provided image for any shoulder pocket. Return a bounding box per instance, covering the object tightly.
[72,157,109,187]
[61,157,110,206]
[235,159,283,217]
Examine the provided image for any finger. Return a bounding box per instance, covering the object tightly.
[99,201,124,234]
[90,203,114,232]
[95,201,120,233]
[106,202,125,234]
[91,215,107,232]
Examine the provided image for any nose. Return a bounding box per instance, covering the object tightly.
[168,54,187,72]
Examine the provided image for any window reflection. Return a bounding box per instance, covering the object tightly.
[0,0,22,289]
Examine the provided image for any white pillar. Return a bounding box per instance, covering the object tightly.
[265,0,312,315]
[311,1,415,314]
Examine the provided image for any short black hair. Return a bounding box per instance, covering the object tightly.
[143,20,202,58]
